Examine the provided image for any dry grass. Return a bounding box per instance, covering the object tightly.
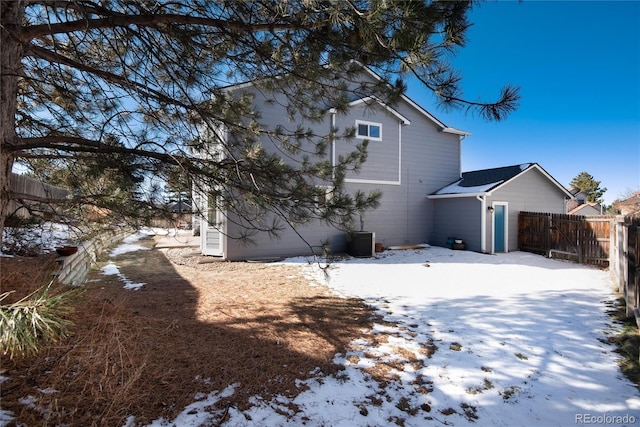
[1,237,375,426]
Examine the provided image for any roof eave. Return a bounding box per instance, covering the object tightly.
[428,192,489,199]
[442,127,471,136]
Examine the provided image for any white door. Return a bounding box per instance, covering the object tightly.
[201,195,223,256]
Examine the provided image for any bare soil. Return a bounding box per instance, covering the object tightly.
[1,235,375,426]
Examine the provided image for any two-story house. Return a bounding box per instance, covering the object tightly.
[196,66,468,260]
[195,66,572,259]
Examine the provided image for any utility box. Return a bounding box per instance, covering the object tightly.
[347,231,375,257]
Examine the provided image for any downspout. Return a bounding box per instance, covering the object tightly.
[331,110,336,180]
[477,195,487,253]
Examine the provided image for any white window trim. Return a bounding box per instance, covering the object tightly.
[355,120,382,141]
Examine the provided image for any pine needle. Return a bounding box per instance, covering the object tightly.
[0,281,83,359]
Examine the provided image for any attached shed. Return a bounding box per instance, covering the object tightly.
[428,163,573,253]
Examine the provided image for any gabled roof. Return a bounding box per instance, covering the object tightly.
[429,163,574,199]
[329,96,411,125]
[356,66,469,136]
[220,62,469,136]
[568,202,602,215]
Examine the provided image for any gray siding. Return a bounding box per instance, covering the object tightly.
[341,111,462,248]
[334,105,401,183]
[430,167,569,253]
[211,77,462,260]
[486,168,568,252]
[401,106,461,247]
[224,213,345,260]
[432,197,482,251]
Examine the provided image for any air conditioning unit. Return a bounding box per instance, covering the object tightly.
[347,231,375,257]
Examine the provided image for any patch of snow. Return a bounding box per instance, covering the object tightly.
[17,395,38,410]
[109,232,150,257]
[0,410,13,427]
[122,280,145,291]
[100,261,120,276]
[1,222,82,254]
[100,261,145,291]
[144,384,238,427]
[520,163,532,171]
[140,227,192,237]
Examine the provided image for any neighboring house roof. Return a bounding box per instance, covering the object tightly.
[220,62,470,137]
[568,202,602,215]
[170,201,192,213]
[614,191,640,216]
[429,163,574,199]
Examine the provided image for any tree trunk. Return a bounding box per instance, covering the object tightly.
[0,1,22,243]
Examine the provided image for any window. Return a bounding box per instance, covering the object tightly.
[356,120,382,141]
[207,195,218,226]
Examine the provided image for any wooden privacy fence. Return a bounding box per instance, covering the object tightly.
[518,212,612,265]
[519,212,640,320]
[611,216,640,319]
[8,173,70,220]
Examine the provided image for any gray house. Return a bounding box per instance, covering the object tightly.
[197,67,470,260]
[568,203,603,216]
[429,163,573,254]
[566,188,603,215]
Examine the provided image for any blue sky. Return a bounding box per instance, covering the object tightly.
[408,0,640,205]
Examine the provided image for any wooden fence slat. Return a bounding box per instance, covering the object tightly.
[8,173,70,219]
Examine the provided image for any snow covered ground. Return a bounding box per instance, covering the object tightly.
[3,233,639,426]
[147,246,640,427]
[1,222,82,255]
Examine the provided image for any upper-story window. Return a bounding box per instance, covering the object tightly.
[356,120,382,141]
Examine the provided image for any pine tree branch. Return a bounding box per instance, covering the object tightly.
[23,44,193,110]
[21,11,303,41]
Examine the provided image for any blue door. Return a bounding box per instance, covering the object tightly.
[494,205,506,253]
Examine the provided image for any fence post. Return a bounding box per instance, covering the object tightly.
[547,214,552,257]
[609,217,615,276]
[628,221,638,319]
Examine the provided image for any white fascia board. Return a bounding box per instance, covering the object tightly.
[400,95,470,136]
[351,62,469,135]
[346,178,401,186]
[427,192,489,199]
[529,164,575,199]
[442,127,472,136]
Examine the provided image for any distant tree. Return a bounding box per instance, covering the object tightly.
[25,135,152,226]
[570,172,607,205]
[165,167,192,212]
[1,0,521,246]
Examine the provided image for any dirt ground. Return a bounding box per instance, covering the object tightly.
[1,235,375,426]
